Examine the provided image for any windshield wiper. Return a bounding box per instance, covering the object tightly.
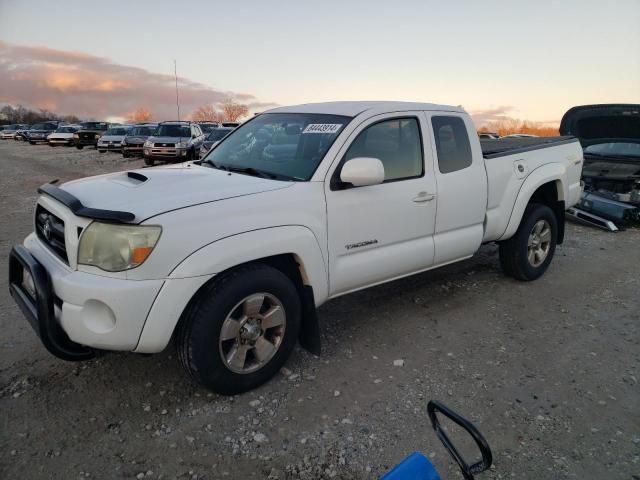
[202,161,296,181]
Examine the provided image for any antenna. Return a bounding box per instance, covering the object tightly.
[174,60,180,121]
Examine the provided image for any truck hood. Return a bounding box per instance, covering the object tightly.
[560,104,640,147]
[59,163,292,222]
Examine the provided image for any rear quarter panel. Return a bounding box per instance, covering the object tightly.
[483,140,583,242]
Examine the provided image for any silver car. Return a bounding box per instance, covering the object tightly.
[143,121,205,166]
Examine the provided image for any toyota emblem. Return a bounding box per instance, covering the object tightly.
[43,219,52,240]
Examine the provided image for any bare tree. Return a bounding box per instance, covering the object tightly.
[479,117,558,137]
[127,107,153,123]
[191,104,220,122]
[220,99,249,122]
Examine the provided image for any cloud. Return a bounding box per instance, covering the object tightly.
[468,106,515,127]
[0,41,276,120]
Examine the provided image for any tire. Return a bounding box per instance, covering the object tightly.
[499,203,558,281]
[122,152,129,158]
[29,141,35,145]
[76,145,83,150]
[176,263,301,395]
[98,149,106,153]
[144,157,154,166]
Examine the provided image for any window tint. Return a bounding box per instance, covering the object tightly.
[431,116,472,173]
[344,118,423,181]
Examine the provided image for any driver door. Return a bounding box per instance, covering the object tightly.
[325,113,437,296]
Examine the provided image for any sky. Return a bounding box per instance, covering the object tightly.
[1,0,639,125]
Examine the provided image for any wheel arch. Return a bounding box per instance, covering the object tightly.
[500,164,567,244]
[135,226,327,354]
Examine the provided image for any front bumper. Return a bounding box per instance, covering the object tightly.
[144,146,189,161]
[97,143,122,151]
[9,234,165,357]
[48,138,74,145]
[122,145,144,155]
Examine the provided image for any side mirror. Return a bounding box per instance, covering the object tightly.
[340,157,385,187]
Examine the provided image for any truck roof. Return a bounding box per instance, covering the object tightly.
[266,101,464,117]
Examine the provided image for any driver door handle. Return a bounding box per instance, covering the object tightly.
[413,192,436,203]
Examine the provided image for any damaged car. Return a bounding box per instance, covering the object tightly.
[560,104,640,230]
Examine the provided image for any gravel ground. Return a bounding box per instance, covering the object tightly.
[0,140,638,479]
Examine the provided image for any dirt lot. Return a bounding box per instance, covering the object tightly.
[0,140,638,479]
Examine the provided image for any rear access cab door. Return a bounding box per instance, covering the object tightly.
[424,113,487,264]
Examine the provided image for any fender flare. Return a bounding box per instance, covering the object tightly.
[135,226,328,353]
[499,163,567,241]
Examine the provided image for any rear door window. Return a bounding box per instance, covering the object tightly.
[431,116,472,173]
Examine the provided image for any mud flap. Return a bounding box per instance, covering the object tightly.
[298,285,321,355]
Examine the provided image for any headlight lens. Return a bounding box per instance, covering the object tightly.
[73,133,79,138]
[175,141,187,148]
[78,222,161,272]
[144,139,153,147]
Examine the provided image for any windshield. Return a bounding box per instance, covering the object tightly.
[584,142,640,158]
[129,126,154,136]
[81,122,108,130]
[203,113,350,181]
[199,124,217,133]
[154,125,191,137]
[32,123,56,130]
[206,128,233,141]
[105,127,129,136]
[55,126,77,133]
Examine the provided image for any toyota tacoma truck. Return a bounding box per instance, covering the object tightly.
[9,102,583,394]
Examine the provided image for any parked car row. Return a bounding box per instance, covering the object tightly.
[1,121,237,165]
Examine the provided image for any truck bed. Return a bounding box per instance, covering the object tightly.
[481,136,577,158]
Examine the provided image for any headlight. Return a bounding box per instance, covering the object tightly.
[73,133,79,138]
[175,141,187,148]
[78,222,161,272]
[144,140,153,147]
[121,138,127,145]
[95,134,102,140]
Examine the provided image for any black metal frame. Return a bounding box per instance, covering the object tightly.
[8,245,94,361]
[427,400,493,480]
[38,183,135,223]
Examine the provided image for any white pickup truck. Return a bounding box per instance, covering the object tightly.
[9,102,583,394]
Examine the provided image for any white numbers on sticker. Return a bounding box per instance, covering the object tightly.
[302,124,343,134]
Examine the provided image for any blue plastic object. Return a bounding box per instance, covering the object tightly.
[382,452,441,480]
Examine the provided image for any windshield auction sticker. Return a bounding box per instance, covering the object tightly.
[302,124,343,134]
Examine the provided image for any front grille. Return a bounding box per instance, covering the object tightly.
[154,143,175,147]
[35,205,68,264]
[80,133,95,141]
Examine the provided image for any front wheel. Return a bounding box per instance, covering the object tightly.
[76,145,83,150]
[176,264,301,395]
[98,149,106,153]
[144,157,154,166]
[499,203,557,281]
[29,141,36,145]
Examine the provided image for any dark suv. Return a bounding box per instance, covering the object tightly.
[26,122,58,144]
[74,122,110,149]
[142,121,205,165]
[121,124,157,158]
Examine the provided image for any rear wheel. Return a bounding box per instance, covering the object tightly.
[176,264,301,395]
[499,203,557,281]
